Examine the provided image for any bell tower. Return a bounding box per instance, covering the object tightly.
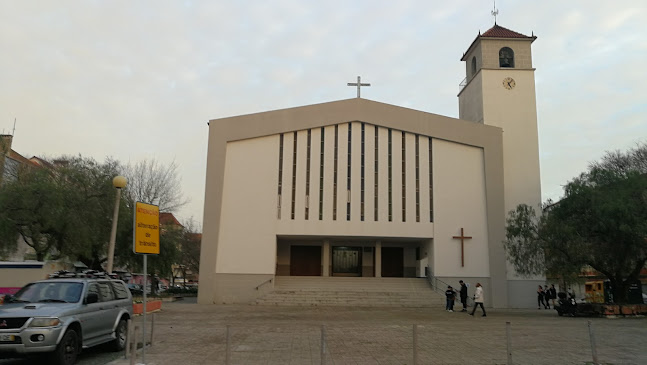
[458,24,541,218]
[458,24,543,302]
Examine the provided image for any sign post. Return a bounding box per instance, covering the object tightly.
[133,202,160,365]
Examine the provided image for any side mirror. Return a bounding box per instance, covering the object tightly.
[85,293,99,304]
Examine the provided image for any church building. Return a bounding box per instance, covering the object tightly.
[198,24,543,308]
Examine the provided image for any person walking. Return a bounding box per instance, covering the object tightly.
[546,284,557,309]
[445,285,456,312]
[459,280,468,312]
[537,285,549,309]
[469,283,486,317]
[548,284,557,308]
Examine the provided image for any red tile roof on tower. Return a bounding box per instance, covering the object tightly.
[481,24,532,39]
[461,24,536,61]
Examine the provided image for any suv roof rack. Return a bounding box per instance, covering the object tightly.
[48,270,119,279]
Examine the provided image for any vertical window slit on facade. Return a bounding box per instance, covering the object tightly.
[277,133,284,219]
[388,128,393,222]
[319,127,324,220]
[333,125,338,220]
[401,132,406,222]
[291,132,297,220]
[428,137,433,222]
[374,125,379,221]
[360,123,365,221]
[347,124,352,221]
[415,135,420,222]
[305,129,311,220]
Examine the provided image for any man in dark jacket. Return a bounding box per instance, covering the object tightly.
[459,280,468,312]
[445,286,456,312]
[548,284,557,308]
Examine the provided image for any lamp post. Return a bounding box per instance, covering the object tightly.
[107,175,127,274]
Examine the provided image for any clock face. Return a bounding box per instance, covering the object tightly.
[502,77,516,90]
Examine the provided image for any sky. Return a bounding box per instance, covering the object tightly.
[1,1,646,228]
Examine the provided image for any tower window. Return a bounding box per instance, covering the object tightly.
[499,47,514,68]
[471,57,477,76]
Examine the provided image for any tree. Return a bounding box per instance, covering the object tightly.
[0,156,131,266]
[124,159,188,213]
[0,165,66,260]
[55,156,131,270]
[504,143,647,303]
[174,218,201,287]
[0,154,190,281]
[114,211,183,295]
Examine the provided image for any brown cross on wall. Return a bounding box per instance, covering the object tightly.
[452,227,472,267]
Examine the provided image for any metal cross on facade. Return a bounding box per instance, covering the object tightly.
[347,76,371,98]
[452,227,473,267]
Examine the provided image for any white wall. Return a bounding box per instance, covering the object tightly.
[216,136,280,274]
[215,125,492,281]
[432,139,489,278]
[481,70,543,283]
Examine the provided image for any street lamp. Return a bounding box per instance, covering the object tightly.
[107,175,127,274]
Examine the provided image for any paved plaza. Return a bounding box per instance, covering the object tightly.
[109,299,647,365]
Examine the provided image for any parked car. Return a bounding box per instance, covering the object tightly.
[0,275,133,365]
[127,283,143,295]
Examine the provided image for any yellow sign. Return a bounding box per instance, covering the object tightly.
[133,202,160,254]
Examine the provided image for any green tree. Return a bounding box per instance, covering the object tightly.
[0,165,66,261]
[174,218,201,287]
[0,154,188,280]
[55,156,130,270]
[504,143,647,303]
[115,214,180,295]
[0,155,132,266]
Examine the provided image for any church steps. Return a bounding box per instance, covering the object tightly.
[254,276,446,308]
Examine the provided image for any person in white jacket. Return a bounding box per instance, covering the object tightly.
[469,283,486,317]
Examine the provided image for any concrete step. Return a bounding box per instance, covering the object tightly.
[255,276,446,308]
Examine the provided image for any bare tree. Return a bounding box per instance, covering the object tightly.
[124,158,188,213]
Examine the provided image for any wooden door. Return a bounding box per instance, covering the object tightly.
[290,246,322,276]
[381,247,404,277]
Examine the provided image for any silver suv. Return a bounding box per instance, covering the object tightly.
[0,277,133,365]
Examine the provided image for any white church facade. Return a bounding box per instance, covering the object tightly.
[198,24,543,308]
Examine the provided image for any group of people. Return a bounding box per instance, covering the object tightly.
[537,284,557,309]
[443,281,569,315]
[444,280,486,317]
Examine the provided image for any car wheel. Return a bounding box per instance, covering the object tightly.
[52,329,79,365]
[110,318,128,352]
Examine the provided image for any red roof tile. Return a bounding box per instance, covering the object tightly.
[481,24,532,39]
[160,212,183,227]
[461,24,536,61]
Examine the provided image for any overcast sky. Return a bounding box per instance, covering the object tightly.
[1,1,646,228]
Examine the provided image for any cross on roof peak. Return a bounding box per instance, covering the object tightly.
[347,76,371,98]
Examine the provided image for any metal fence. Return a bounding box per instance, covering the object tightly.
[124,318,622,365]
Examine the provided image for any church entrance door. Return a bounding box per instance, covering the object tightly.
[381,247,404,277]
[332,247,362,277]
[290,246,322,276]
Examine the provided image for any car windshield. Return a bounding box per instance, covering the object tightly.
[11,282,84,303]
